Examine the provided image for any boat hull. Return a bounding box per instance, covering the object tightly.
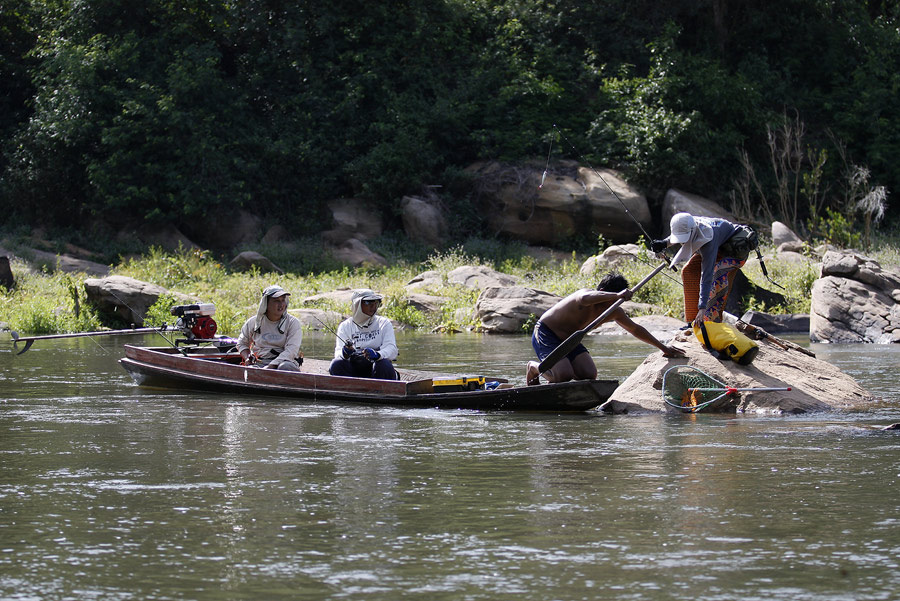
[119,345,616,411]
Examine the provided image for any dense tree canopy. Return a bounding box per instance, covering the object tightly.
[1,0,897,248]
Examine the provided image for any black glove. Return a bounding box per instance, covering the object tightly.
[650,239,668,253]
[341,343,354,360]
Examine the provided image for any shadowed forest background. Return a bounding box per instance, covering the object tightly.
[1,0,898,255]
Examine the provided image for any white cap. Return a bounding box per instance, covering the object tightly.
[667,214,714,267]
[667,212,696,244]
[263,285,290,299]
[352,289,383,302]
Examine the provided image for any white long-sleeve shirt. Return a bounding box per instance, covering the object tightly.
[333,315,398,361]
[237,314,303,367]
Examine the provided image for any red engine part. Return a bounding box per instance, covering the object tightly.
[191,315,218,339]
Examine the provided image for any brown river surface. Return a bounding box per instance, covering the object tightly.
[2,330,899,600]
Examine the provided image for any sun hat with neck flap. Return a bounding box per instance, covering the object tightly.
[254,284,291,331]
[667,212,713,268]
[350,288,383,327]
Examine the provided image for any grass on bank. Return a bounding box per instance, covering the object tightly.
[2,233,899,337]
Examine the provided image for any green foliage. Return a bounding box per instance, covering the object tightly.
[117,245,228,291]
[0,263,103,335]
[807,208,862,249]
[2,0,900,246]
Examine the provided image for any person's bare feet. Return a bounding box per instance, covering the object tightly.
[526,361,541,386]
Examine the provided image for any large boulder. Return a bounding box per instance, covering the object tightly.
[405,270,444,291]
[401,195,446,248]
[604,329,875,414]
[289,308,344,330]
[661,189,734,229]
[119,224,198,252]
[810,250,900,343]
[208,209,262,247]
[322,198,383,244]
[580,244,644,276]
[474,286,559,333]
[469,161,652,245]
[301,288,356,306]
[329,238,388,268]
[725,270,788,317]
[591,314,685,340]
[406,292,446,314]
[448,265,520,290]
[740,311,810,334]
[229,251,284,274]
[28,249,110,276]
[771,221,804,253]
[84,275,194,326]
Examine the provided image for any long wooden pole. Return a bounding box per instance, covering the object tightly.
[537,262,667,375]
[11,327,168,355]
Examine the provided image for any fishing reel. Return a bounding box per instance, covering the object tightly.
[170,303,218,340]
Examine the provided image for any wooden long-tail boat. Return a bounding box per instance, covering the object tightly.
[119,345,617,411]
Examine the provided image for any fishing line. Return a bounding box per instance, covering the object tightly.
[539,130,555,189]
[551,124,655,242]
[541,124,682,285]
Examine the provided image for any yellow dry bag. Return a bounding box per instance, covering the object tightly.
[693,321,759,365]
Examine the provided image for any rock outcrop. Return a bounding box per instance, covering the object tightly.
[84,275,195,326]
[401,195,446,248]
[28,249,110,276]
[448,265,520,290]
[405,270,443,291]
[474,286,559,333]
[771,221,804,253]
[661,189,734,228]
[469,161,652,245]
[810,250,900,343]
[320,198,388,268]
[604,329,875,414]
[329,238,388,268]
[229,251,284,274]
[322,198,383,244]
[579,244,645,276]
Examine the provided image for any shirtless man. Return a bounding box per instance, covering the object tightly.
[526,272,685,385]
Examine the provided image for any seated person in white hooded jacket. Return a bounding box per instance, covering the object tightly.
[237,285,303,371]
[329,289,398,380]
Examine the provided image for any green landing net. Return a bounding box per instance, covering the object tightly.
[662,365,733,413]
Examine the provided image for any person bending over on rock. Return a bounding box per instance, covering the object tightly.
[651,212,747,327]
[526,272,684,386]
[329,289,399,380]
[237,285,303,371]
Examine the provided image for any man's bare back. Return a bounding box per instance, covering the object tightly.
[538,288,630,338]
[526,281,684,386]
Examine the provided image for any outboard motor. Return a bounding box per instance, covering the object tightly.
[170,303,218,340]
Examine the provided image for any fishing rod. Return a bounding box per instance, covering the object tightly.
[10,326,173,356]
[310,313,348,345]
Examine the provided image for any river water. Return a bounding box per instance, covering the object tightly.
[1,331,899,601]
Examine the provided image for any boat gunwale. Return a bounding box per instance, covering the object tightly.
[120,345,616,411]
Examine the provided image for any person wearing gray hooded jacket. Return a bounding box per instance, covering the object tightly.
[329,289,398,379]
[237,285,303,370]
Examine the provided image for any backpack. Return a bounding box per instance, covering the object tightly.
[720,224,759,261]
